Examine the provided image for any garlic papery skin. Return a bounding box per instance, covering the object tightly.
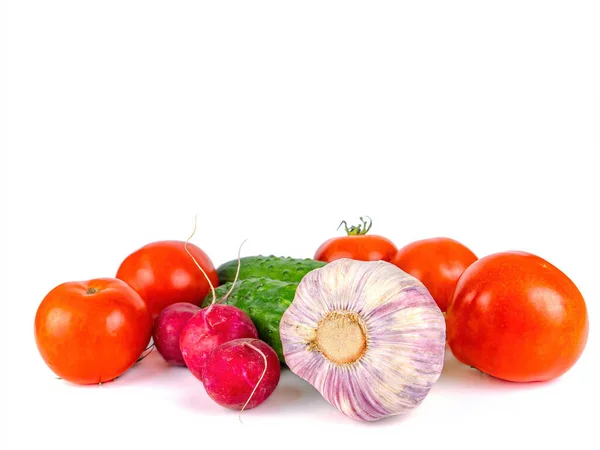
[279,258,446,422]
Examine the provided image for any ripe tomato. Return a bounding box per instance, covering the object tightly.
[314,217,397,262]
[391,237,478,312]
[446,251,589,382]
[34,278,152,385]
[116,240,218,319]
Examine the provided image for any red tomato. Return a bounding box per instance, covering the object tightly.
[446,251,589,382]
[34,278,152,385]
[314,217,397,262]
[391,237,478,311]
[116,240,218,319]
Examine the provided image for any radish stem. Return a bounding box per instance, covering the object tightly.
[220,239,247,304]
[184,214,217,307]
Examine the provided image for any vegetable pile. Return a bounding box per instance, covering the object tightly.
[34,216,590,422]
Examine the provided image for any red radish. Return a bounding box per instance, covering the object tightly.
[179,304,258,381]
[153,302,200,366]
[203,338,281,411]
[178,217,257,381]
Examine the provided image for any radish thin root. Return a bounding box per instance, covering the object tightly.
[220,238,247,304]
[238,341,268,424]
[184,214,217,306]
[136,343,155,363]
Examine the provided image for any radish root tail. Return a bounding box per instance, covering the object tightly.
[220,238,247,304]
[185,214,217,307]
[136,343,155,363]
[239,341,268,424]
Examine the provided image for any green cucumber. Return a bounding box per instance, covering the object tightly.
[202,277,299,363]
[216,255,326,284]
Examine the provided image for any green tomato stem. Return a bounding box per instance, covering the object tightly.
[337,216,373,235]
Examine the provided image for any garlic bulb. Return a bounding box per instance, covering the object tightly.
[279,258,446,422]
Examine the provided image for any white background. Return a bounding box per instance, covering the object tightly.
[1,1,599,449]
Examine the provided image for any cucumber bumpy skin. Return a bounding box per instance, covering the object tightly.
[216,255,326,284]
[202,277,298,363]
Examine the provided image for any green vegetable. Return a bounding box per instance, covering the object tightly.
[202,277,298,363]
[216,255,326,284]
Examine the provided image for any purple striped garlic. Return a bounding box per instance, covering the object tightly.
[279,258,446,422]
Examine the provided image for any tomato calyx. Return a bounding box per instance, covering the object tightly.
[338,216,373,236]
[86,287,99,295]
